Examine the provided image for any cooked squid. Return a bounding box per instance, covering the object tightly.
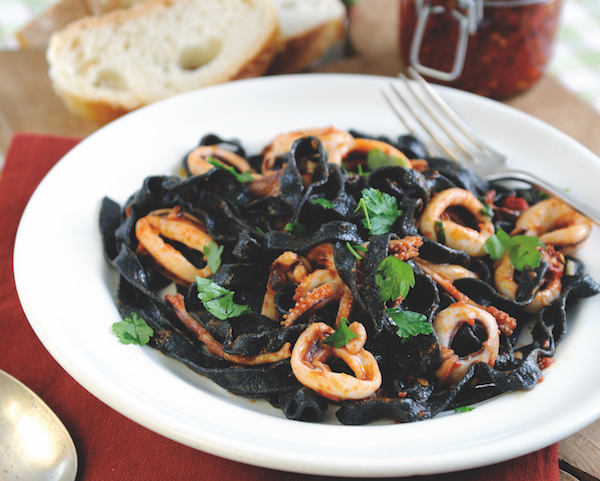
[100,127,599,425]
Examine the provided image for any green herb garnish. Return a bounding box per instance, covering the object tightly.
[434,220,446,244]
[376,255,415,302]
[284,222,309,238]
[484,228,543,271]
[112,313,154,345]
[346,242,362,260]
[367,148,410,170]
[385,308,433,339]
[454,406,474,413]
[312,198,334,209]
[355,188,403,235]
[195,276,252,320]
[480,203,494,218]
[207,157,254,183]
[322,317,359,348]
[202,240,223,274]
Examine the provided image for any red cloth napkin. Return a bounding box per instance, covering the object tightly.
[0,132,559,481]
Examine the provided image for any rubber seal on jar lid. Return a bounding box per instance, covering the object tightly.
[409,0,483,81]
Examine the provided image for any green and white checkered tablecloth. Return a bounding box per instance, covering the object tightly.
[548,0,600,113]
[1,0,600,112]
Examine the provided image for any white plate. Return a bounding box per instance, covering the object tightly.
[14,74,600,477]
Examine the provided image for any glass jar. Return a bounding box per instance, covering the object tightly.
[399,0,564,99]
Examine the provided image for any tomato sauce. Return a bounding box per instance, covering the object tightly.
[399,0,564,99]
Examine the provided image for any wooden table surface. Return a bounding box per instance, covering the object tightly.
[1,0,599,479]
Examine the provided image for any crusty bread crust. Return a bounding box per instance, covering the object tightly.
[232,28,282,81]
[53,27,281,124]
[47,0,281,123]
[267,17,346,75]
[15,0,145,48]
[15,0,91,49]
[51,86,132,124]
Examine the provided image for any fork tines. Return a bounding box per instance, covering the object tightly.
[383,66,495,166]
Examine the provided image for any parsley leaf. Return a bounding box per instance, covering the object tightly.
[195,276,230,300]
[207,157,254,183]
[195,276,252,319]
[484,228,510,259]
[202,240,223,274]
[484,228,543,271]
[367,148,410,170]
[385,308,433,339]
[321,317,359,348]
[312,198,334,209]
[376,255,415,302]
[346,242,362,260]
[284,222,309,238]
[112,313,154,345]
[356,164,368,176]
[454,406,474,413]
[480,202,494,218]
[434,220,446,244]
[355,188,402,235]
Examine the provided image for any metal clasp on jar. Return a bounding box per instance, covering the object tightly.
[409,0,484,81]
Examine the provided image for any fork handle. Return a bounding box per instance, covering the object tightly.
[486,170,600,227]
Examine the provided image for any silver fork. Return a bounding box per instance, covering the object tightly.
[383,66,600,226]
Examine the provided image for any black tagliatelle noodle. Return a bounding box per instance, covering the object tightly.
[99,128,600,425]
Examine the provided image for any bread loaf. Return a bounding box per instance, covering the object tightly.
[16,0,146,49]
[46,0,280,123]
[268,0,346,75]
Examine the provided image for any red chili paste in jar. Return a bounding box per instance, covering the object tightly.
[399,0,564,99]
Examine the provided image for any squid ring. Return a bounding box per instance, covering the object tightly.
[512,198,593,254]
[135,207,215,285]
[494,252,562,313]
[187,145,253,176]
[261,126,354,173]
[283,243,354,328]
[433,302,500,385]
[260,251,311,321]
[327,138,411,169]
[418,188,494,257]
[290,322,382,402]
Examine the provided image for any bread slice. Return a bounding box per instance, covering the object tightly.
[267,0,347,75]
[21,0,346,74]
[16,0,92,49]
[16,0,146,49]
[46,0,280,123]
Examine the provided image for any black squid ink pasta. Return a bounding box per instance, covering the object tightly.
[99,127,600,424]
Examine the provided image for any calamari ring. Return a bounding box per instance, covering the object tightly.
[261,251,310,321]
[290,322,382,402]
[261,126,354,173]
[135,207,214,285]
[433,302,500,385]
[283,243,354,328]
[187,145,254,176]
[512,198,593,254]
[327,138,411,169]
[418,188,494,257]
[494,251,563,313]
